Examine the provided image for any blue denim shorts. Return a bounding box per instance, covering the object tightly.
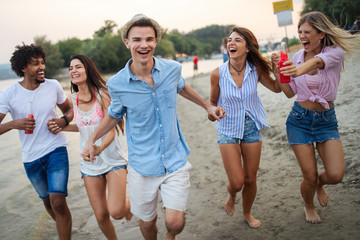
[286,102,340,145]
[24,147,69,199]
[217,115,262,144]
[81,165,127,178]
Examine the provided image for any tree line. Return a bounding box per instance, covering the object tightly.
[37,20,234,78]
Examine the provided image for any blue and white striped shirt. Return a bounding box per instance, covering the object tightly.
[216,61,269,139]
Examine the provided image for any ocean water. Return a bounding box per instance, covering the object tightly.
[0,58,223,239]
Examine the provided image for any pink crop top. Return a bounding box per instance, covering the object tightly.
[305,73,320,94]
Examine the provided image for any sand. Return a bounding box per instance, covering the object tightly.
[68,53,360,239]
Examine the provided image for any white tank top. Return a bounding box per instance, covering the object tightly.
[72,92,127,175]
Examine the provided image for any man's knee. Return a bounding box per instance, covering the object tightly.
[165,210,185,234]
[50,194,68,215]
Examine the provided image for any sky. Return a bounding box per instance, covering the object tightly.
[0,0,304,65]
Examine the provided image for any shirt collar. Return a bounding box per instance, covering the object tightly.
[125,57,160,83]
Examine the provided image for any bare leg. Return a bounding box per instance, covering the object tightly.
[107,169,132,221]
[219,143,244,216]
[292,144,321,223]
[165,208,185,240]
[49,193,72,239]
[316,140,345,206]
[84,176,117,240]
[241,142,262,228]
[43,198,56,220]
[139,215,158,240]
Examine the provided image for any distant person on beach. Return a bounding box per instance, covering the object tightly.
[48,55,132,239]
[80,14,226,240]
[221,37,228,63]
[0,44,73,239]
[272,11,360,224]
[193,54,199,77]
[208,26,281,228]
[347,18,359,34]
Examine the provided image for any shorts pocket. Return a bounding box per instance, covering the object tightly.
[289,109,304,120]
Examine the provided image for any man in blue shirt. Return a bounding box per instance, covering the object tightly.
[82,14,225,240]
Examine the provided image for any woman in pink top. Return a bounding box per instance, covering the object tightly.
[49,55,132,239]
[272,11,360,223]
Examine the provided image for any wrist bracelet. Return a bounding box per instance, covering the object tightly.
[61,115,70,126]
[97,145,102,155]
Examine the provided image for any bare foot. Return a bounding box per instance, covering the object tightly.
[224,194,236,216]
[244,214,261,228]
[304,205,321,223]
[316,185,328,207]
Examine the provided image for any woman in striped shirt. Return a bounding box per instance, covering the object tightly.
[209,27,281,228]
[274,11,360,224]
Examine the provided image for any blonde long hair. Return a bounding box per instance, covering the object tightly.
[298,11,360,55]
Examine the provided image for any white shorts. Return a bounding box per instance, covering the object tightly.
[128,161,192,222]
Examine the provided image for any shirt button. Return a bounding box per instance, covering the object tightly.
[161,154,164,158]
[160,124,162,127]
[161,139,164,142]
[156,108,159,111]
[152,92,155,95]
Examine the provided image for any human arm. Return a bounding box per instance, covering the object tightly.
[258,71,282,93]
[179,82,226,121]
[271,53,296,98]
[47,96,74,134]
[82,89,119,162]
[280,57,324,78]
[0,113,35,135]
[82,113,119,162]
[208,68,221,121]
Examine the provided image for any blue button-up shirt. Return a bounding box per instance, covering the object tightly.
[107,57,190,176]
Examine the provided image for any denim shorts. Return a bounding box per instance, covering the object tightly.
[81,165,127,178]
[24,147,69,199]
[286,102,340,145]
[217,115,262,144]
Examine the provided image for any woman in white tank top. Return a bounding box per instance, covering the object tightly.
[48,55,132,238]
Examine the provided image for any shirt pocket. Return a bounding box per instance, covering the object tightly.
[163,89,177,108]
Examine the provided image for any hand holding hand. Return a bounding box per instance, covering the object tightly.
[207,106,226,121]
[81,141,97,163]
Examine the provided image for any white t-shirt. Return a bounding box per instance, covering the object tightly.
[0,79,68,163]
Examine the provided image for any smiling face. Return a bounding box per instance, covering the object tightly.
[69,58,87,85]
[227,31,249,59]
[22,57,46,83]
[298,21,325,54]
[125,26,157,65]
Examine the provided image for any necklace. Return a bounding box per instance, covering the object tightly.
[229,61,246,76]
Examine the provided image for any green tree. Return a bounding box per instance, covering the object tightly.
[94,20,118,38]
[84,32,130,73]
[155,39,176,58]
[57,37,84,67]
[34,35,64,78]
[302,0,360,29]
[167,30,190,53]
[185,24,234,53]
